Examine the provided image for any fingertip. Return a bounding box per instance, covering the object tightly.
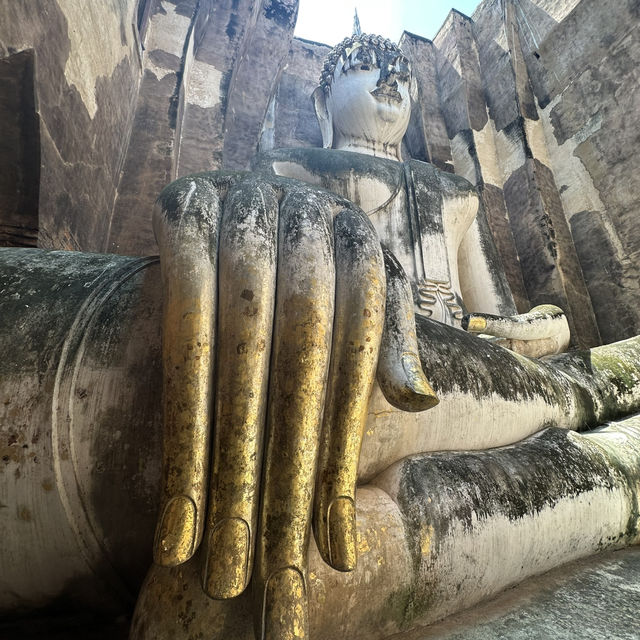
[463,314,487,333]
[401,353,439,410]
[260,567,308,640]
[153,495,197,566]
[328,496,357,572]
[202,517,251,599]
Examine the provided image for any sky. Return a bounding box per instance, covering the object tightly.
[294,0,482,45]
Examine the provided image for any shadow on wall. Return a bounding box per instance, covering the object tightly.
[0,50,40,248]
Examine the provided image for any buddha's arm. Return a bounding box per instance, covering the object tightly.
[455,195,572,356]
[454,194,517,317]
[463,304,571,356]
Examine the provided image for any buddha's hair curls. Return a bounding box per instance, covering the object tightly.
[319,33,403,92]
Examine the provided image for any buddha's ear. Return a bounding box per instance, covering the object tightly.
[312,86,333,149]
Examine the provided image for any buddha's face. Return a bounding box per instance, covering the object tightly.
[326,44,411,153]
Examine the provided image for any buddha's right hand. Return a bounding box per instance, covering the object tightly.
[462,305,571,357]
[151,172,437,639]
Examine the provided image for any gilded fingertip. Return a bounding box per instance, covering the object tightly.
[463,314,487,333]
[202,517,250,599]
[153,495,197,566]
[401,353,439,408]
[261,567,308,640]
[328,496,357,572]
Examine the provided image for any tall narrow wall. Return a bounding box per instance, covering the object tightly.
[511,0,640,343]
[0,0,142,251]
[108,0,298,255]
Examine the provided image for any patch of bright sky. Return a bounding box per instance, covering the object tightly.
[295,0,481,46]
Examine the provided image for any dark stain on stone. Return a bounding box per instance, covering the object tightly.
[119,13,127,46]
[240,289,254,301]
[264,0,296,29]
[416,313,563,405]
[174,1,197,19]
[226,13,240,40]
[570,211,639,343]
[391,424,637,622]
[168,87,180,131]
[147,49,182,72]
[537,92,551,109]
[0,49,40,248]
[220,69,232,101]
[18,505,32,521]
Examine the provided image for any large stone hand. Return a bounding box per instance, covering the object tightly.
[150,172,437,638]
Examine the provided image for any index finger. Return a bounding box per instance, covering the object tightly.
[152,177,222,567]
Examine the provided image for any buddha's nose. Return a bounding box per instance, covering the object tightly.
[378,64,399,87]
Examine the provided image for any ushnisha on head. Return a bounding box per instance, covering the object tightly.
[313,34,412,161]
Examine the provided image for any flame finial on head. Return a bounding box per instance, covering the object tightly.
[353,8,362,36]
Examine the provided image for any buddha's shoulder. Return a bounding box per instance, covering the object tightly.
[252,148,404,183]
[405,158,476,194]
[253,149,475,195]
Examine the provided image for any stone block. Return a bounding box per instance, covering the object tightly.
[503,159,600,347]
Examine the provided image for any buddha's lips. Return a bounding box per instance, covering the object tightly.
[370,86,402,102]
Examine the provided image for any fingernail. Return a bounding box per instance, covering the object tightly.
[261,567,308,640]
[153,495,197,566]
[463,314,487,333]
[328,496,357,572]
[401,353,439,405]
[202,517,250,599]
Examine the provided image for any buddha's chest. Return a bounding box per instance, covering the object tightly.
[354,166,476,326]
[263,151,476,326]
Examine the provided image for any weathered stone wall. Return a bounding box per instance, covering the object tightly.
[514,0,640,343]
[107,0,201,255]
[259,36,329,153]
[0,0,142,251]
[107,0,298,255]
[468,0,639,344]
[434,3,602,347]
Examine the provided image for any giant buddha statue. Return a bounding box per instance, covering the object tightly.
[131,33,640,639]
[1,32,639,640]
